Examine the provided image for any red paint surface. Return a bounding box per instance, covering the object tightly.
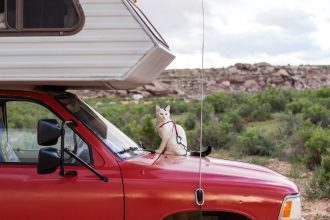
[0,90,299,220]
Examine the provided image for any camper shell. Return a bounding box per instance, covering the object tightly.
[0,0,174,90]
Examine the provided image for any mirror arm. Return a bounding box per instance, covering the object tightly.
[59,121,66,176]
[59,120,78,177]
[64,148,108,182]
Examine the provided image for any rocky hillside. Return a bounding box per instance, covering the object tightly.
[75,63,330,99]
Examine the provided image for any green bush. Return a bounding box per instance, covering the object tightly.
[222,111,244,133]
[186,129,200,151]
[184,113,196,130]
[152,98,188,114]
[316,150,330,197]
[303,104,330,126]
[315,87,330,98]
[227,92,248,107]
[154,98,188,114]
[192,101,214,123]
[287,98,312,114]
[304,127,330,169]
[306,164,330,199]
[317,97,330,110]
[257,88,290,112]
[202,122,232,149]
[239,99,271,122]
[138,114,160,149]
[237,130,274,156]
[205,92,230,113]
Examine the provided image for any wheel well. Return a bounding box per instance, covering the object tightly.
[163,211,251,220]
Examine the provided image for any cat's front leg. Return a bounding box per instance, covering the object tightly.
[155,138,169,154]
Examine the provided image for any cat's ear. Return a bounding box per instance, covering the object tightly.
[156,105,161,113]
[165,105,170,112]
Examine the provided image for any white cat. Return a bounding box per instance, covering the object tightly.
[155,105,187,156]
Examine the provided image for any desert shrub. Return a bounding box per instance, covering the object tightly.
[227,92,248,107]
[306,164,330,199]
[186,129,200,151]
[205,92,230,113]
[121,122,139,141]
[315,150,330,197]
[303,104,330,127]
[317,97,330,110]
[167,99,188,114]
[280,113,305,137]
[202,122,232,149]
[138,114,160,148]
[97,102,154,127]
[257,88,290,112]
[287,98,312,114]
[316,87,330,98]
[239,99,271,122]
[305,168,324,199]
[276,114,311,161]
[184,113,196,130]
[304,127,330,169]
[222,111,244,133]
[152,98,189,115]
[192,102,214,123]
[237,130,274,156]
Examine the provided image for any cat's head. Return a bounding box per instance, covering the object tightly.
[156,105,171,123]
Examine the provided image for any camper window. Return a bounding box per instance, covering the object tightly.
[0,0,84,36]
[0,0,5,29]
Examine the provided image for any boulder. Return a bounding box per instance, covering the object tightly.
[144,81,171,96]
[243,79,260,92]
[235,63,257,71]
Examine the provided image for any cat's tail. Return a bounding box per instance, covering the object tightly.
[188,146,212,157]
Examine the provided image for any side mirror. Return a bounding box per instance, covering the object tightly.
[38,119,61,146]
[37,147,60,174]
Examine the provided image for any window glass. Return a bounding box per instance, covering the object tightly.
[0,0,81,33]
[0,0,3,13]
[0,100,91,164]
[57,95,144,160]
[4,0,16,29]
[23,0,79,29]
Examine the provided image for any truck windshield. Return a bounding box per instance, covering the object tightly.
[56,95,143,159]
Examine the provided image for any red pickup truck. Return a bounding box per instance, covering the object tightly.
[0,89,303,220]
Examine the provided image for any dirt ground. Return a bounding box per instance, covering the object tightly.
[264,159,330,220]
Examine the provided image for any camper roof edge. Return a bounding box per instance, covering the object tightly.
[107,45,175,90]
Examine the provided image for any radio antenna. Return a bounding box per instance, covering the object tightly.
[195,0,205,211]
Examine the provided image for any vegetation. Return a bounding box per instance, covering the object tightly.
[83,87,330,199]
[3,87,330,201]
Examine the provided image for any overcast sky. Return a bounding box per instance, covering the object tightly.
[137,0,330,69]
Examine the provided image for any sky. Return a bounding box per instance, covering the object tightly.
[137,0,330,69]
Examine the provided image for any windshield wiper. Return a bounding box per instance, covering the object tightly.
[117,147,139,155]
[139,141,155,154]
[117,147,155,155]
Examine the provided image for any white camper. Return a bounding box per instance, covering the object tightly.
[0,0,174,89]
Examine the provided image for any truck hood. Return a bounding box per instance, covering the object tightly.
[133,153,298,193]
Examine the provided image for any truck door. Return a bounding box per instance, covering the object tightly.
[0,99,124,220]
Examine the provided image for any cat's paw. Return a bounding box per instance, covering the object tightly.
[155,149,163,154]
